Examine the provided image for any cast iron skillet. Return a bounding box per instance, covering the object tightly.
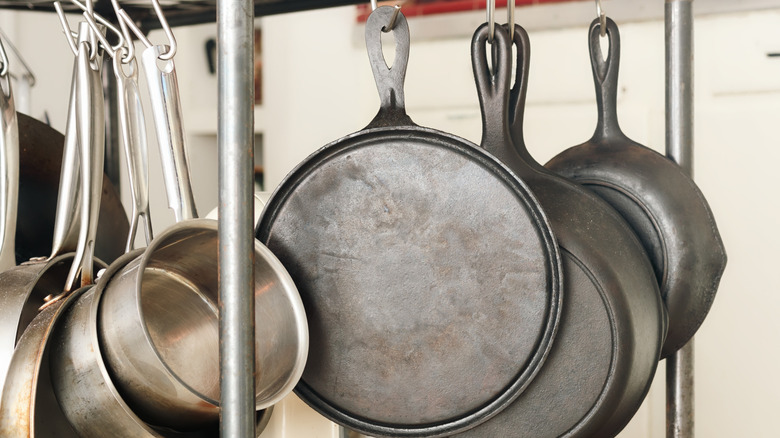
[256,7,562,437]
[452,24,666,438]
[546,18,726,357]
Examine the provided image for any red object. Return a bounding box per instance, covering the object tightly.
[356,0,582,22]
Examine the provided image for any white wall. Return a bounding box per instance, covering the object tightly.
[1,3,778,437]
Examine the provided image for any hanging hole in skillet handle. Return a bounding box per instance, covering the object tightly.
[471,23,513,156]
[365,6,413,128]
[589,16,623,138]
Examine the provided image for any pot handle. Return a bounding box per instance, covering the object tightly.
[472,23,514,162]
[0,39,18,271]
[142,45,198,222]
[364,6,415,129]
[115,55,153,251]
[589,17,626,141]
[65,22,105,291]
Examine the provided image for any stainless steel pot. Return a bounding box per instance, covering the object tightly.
[96,44,307,431]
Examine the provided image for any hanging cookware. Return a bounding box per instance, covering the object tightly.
[453,23,666,438]
[545,17,726,357]
[0,16,106,436]
[96,8,308,428]
[255,7,562,437]
[50,247,275,438]
[0,19,120,399]
[114,45,153,251]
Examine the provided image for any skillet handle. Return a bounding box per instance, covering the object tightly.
[472,23,514,162]
[589,17,625,141]
[364,6,414,128]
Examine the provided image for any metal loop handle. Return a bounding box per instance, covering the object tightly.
[115,56,153,249]
[142,45,197,222]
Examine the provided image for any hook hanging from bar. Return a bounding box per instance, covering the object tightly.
[507,0,515,40]
[114,0,177,60]
[0,37,7,77]
[487,0,496,44]
[0,29,35,84]
[596,0,606,37]
[369,0,401,33]
[110,0,135,63]
[82,9,127,59]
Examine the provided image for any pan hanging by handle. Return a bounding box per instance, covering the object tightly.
[454,22,666,438]
[545,17,726,358]
[257,6,562,437]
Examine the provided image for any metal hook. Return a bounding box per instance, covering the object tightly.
[114,0,177,60]
[81,9,126,59]
[0,30,35,84]
[0,38,7,77]
[369,1,402,33]
[54,2,81,56]
[110,0,135,62]
[596,0,606,37]
[487,0,496,44]
[507,0,515,40]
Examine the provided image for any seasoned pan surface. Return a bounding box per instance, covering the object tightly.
[257,7,562,437]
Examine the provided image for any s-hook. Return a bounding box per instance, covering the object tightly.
[0,36,7,77]
[113,0,177,60]
[370,0,401,32]
[596,0,606,37]
[0,29,35,85]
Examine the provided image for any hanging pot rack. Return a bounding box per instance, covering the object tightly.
[0,0,697,437]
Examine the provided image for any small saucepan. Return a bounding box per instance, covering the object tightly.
[96,43,307,430]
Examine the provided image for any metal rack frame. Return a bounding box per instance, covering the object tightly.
[0,0,697,436]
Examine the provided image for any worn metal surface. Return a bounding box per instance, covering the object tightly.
[545,17,725,358]
[0,285,83,438]
[217,0,258,432]
[665,1,696,437]
[98,220,307,430]
[452,24,666,438]
[256,8,562,437]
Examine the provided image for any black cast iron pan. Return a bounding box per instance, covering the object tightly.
[546,18,726,358]
[256,7,562,437]
[452,24,666,438]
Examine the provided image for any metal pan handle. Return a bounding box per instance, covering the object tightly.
[589,17,625,141]
[49,47,85,260]
[471,23,514,161]
[0,41,18,271]
[115,56,153,250]
[364,6,414,128]
[142,45,197,222]
[65,23,105,291]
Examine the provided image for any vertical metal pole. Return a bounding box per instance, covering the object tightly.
[665,1,694,437]
[218,0,256,433]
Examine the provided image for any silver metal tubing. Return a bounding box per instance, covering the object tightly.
[217,0,256,434]
[665,1,695,437]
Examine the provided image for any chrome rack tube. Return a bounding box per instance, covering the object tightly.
[218,0,256,434]
[665,1,695,437]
